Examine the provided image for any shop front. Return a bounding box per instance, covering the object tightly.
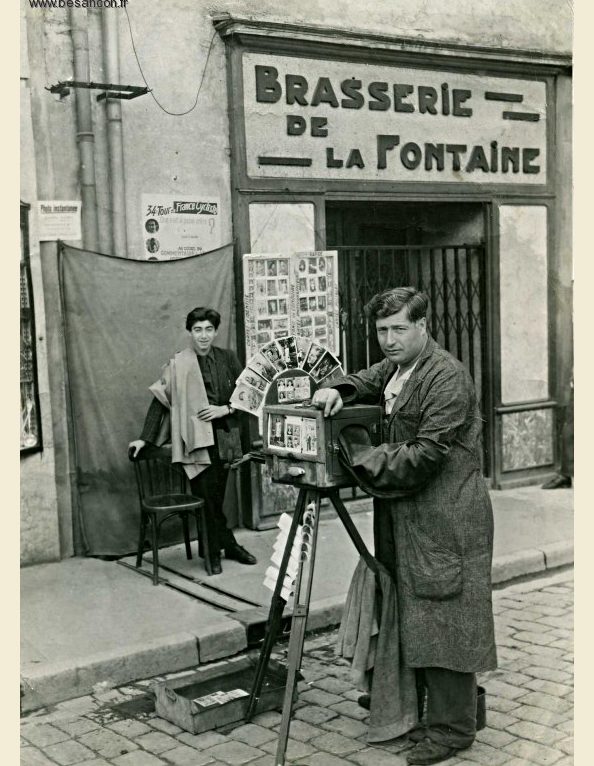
[214,16,572,526]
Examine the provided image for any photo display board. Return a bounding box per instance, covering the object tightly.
[242,251,340,360]
[230,335,344,418]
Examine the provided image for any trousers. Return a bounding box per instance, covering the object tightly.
[416,667,477,749]
[190,462,236,555]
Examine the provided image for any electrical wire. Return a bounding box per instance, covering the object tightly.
[123,6,217,116]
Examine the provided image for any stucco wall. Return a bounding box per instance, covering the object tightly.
[215,0,572,54]
[20,6,61,565]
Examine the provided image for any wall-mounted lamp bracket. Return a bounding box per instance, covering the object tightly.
[45,80,149,102]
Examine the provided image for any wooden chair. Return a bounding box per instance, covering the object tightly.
[129,444,211,584]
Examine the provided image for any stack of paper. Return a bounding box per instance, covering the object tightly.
[263,512,310,601]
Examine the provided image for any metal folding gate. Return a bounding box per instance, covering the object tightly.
[336,244,490,469]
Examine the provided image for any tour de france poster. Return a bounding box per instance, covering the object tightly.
[141,194,222,260]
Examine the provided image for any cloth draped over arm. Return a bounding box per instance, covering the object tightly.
[148,347,214,480]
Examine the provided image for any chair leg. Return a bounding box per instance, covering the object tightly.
[182,512,192,560]
[150,515,159,586]
[136,511,147,568]
[197,510,212,576]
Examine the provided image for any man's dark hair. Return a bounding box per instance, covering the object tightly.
[364,287,429,323]
[185,307,221,331]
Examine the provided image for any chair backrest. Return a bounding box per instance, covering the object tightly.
[129,444,190,501]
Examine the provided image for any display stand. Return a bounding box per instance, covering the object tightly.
[245,483,379,766]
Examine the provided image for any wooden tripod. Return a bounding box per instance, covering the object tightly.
[245,484,378,766]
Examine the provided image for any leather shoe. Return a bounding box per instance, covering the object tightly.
[224,543,257,565]
[542,474,572,489]
[357,693,370,710]
[210,555,222,575]
[406,738,461,765]
[408,725,428,743]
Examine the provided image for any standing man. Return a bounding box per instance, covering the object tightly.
[129,307,257,575]
[312,287,496,765]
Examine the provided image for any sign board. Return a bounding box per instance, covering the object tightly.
[37,201,82,241]
[141,194,222,259]
[242,53,547,184]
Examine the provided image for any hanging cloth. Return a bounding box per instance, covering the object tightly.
[336,556,418,742]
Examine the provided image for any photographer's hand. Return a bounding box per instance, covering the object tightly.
[311,388,343,417]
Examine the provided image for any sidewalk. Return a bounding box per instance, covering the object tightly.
[20,567,574,766]
[21,486,573,713]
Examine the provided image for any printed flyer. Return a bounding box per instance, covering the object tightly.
[141,194,221,260]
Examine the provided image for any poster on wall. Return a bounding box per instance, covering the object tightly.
[243,251,339,359]
[37,201,82,241]
[141,194,221,260]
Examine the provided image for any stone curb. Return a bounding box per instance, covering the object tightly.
[20,539,573,714]
[21,632,199,714]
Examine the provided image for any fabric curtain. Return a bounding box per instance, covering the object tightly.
[59,243,236,556]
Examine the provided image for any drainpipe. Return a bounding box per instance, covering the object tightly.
[101,8,128,255]
[69,8,99,251]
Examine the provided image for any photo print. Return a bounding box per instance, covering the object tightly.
[276,336,299,368]
[268,413,286,449]
[302,418,318,455]
[248,353,277,382]
[302,342,325,372]
[260,340,287,372]
[295,336,311,367]
[310,350,341,382]
[231,382,265,416]
[266,259,277,276]
[238,368,269,393]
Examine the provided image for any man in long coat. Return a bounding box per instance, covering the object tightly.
[312,287,496,766]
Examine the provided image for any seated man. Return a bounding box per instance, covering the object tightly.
[129,307,256,575]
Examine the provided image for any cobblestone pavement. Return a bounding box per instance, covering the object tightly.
[21,568,573,766]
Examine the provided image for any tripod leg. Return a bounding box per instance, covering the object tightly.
[275,491,322,766]
[245,487,308,722]
[329,490,378,575]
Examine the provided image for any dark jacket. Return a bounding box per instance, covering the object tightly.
[141,346,243,463]
[330,336,497,673]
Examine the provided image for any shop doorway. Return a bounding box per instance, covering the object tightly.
[326,200,491,475]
